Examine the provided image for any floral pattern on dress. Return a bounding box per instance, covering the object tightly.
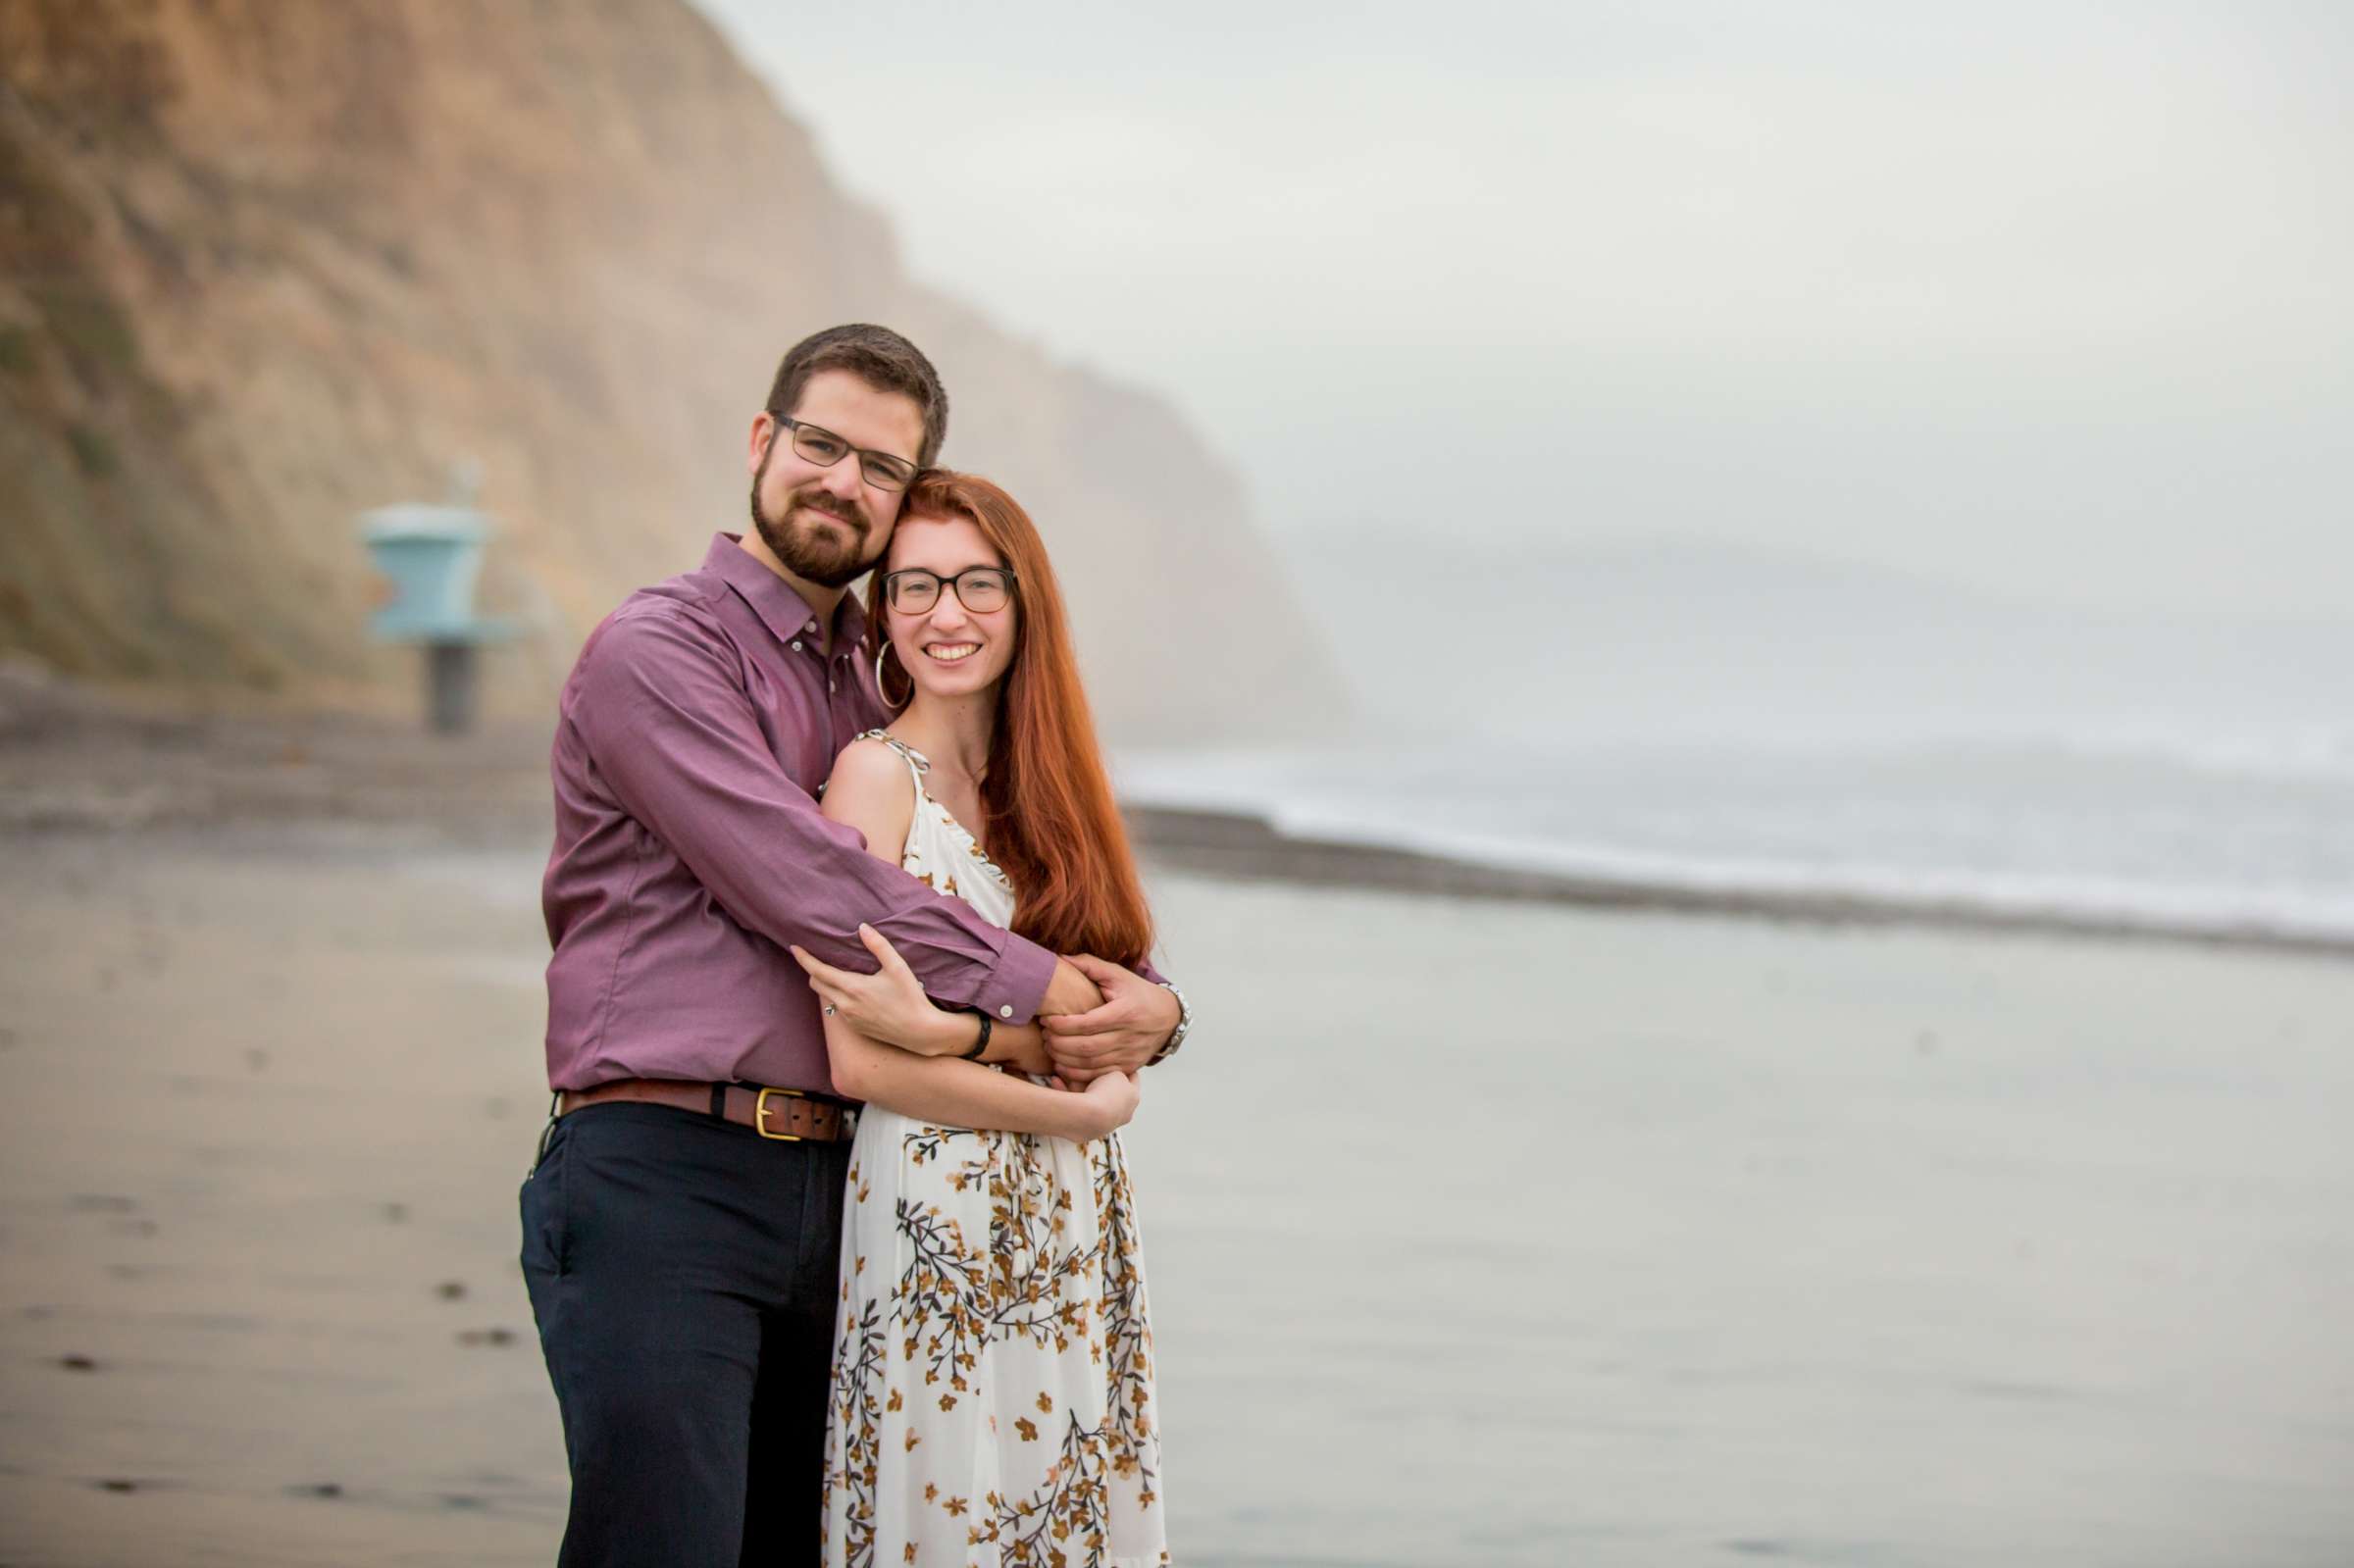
[822,732,1167,1568]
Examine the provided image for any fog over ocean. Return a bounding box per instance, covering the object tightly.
[692,1,2352,954]
[1118,536,2354,946]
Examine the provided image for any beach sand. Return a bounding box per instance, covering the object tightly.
[3,701,2351,1565]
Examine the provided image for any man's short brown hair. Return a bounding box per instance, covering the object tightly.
[763,324,947,468]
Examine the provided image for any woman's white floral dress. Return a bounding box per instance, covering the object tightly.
[821,732,1168,1568]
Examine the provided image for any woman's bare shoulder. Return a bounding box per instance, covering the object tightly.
[824,735,918,803]
[820,734,919,853]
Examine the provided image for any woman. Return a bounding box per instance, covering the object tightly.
[794,470,1169,1567]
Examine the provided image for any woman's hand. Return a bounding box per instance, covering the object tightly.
[790,925,965,1055]
[1065,1069,1142,1140]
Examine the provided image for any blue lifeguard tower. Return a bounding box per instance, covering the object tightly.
[358,463,515,733]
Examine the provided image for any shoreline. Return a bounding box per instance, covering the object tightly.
[1122,802,2354,961]
[6,667,2344,961]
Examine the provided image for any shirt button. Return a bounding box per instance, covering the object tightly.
[998,1004,1013,1019]
[791,640,802,652]
[828,680,837,692]
[805,622,818,633]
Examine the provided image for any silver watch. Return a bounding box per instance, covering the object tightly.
[1149,982,1190,1065]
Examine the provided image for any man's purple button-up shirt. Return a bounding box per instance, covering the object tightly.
[539,533,1060,1093]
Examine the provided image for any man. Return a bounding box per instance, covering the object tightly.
[522,324,1188,1565]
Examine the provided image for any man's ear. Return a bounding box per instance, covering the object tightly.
[747,413,776,474]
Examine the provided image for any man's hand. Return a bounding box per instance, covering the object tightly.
[1040,955,1180,1085]
[790,925,966,1055]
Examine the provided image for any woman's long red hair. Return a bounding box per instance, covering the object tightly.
[866,471,1155,970]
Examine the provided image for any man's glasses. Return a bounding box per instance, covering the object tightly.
[769,416,919,492]
[882,566,1017,615]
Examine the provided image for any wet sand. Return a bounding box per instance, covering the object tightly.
[0,825,562,1565]
[4,683,2352,1564]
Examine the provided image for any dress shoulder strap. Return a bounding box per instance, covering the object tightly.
[852,728,931,797]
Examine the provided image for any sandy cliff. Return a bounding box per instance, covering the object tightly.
[0,0,1345,739]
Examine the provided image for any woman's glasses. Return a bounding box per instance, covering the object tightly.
[883,566,1017,615]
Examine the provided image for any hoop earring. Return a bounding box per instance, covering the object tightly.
[875,642,913,710]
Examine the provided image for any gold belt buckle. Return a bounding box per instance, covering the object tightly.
[754,1086,804,1141]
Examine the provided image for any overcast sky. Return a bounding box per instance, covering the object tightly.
[691,1,2350,618]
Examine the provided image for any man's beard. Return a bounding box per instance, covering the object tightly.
[748,455,880,589]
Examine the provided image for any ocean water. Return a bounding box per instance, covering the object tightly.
[1114,724,2354,945]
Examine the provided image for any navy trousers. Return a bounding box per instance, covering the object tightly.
[520,1101,852,1566]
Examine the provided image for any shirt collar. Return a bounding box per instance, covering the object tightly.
[706,532,869,656]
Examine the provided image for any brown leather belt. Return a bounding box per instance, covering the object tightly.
[558,1079,857,1142]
